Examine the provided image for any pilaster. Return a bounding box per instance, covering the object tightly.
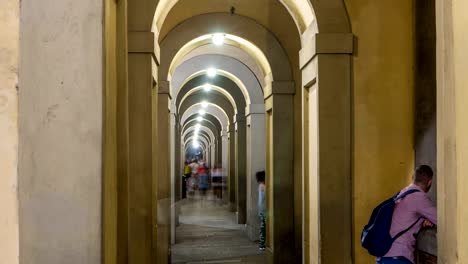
[301,31,353,264]
[227,124,237,212]
[245,105,266,241]
[264,84,295,263]
[235,113,247,224]
[155,80,171,263]
[127,31,156,263]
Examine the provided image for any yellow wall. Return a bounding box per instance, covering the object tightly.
[437,0,468,262]
[0,0,19,263]
[453,1,468,260]
[344,0,416,262]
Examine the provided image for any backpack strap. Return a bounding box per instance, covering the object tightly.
[392,217,423,241]
[391,188,423,241]
[394,189,420,202]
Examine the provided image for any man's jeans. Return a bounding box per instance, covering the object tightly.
[377,257,413,264]
[259,213,266,248]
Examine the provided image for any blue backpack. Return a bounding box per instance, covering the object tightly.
[361,189,422,256]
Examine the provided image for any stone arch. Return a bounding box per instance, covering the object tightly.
[183,125,215,145]
[179,91,235,124]
[183,114,220,130]
[172,54,263,103]
[184,130,212,144]
[184,134,210,150]
[176,75,246,114]
[178,84,236,110]
[153,0,315,34]
[158,13,292,83]
[185,137,207,152]
[182,119,219,141]
[181,105,228,131]
[178,45,265,88]
[176,69,263,105]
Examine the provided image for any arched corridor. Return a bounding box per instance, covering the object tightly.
[2,0,468,263]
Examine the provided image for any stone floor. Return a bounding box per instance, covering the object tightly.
[171,192,266,264]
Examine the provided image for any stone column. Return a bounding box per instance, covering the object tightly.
[221,131,229,203]
[170,108,181,245]
[156,81,172,263]
[245,104,266,241]
[127,31,156,263]
[211,143,216,168]
[300,31,353,264]
[235,114,247,224]
[217,135,223,166]
[264,81,295,263]
[228,124,237,211]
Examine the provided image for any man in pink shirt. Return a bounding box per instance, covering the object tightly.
[377,165,437,264]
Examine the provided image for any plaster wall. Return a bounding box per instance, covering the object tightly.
[344,0,416,262]
[18,0,103,263]
[0,0,19,263]
[414,0,437,206]
[436,0,468,261]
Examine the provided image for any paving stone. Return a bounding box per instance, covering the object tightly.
[172,193,266,264]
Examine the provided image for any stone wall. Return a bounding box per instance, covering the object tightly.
[0,0,19,263]
[18,0,103,263]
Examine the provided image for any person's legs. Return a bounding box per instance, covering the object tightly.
[259,213,266,250]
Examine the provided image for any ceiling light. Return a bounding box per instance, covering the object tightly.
[203,84,212,91]
[196,116,203,122]
[195,124,201,130]
[201,101,209,108]
[212,33,225,46]
[198,109,206,116]
[207,68,217,78]
[192,141,200,148]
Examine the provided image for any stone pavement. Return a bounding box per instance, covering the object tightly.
[171,192,266,264]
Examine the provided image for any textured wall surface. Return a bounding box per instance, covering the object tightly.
[436,0,468,262]
[345,0,416,262]
[18,0,103,263]
[0,0,19,263]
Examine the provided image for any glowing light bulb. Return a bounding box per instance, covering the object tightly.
[207,68,217,78]
[203,84,212,91]
[199,109,206,116]
[201,101,209,108]
[195,124,201,130]
[196,116,203,122]
[212,33,225,46]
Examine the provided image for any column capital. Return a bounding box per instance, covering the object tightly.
[300,33,354,69]
[227,124,235,133]
[233,113,247,123]
[265,81,295,99]
[158,80,171,96]
[245,104,265,116]
[128,31,160,64]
